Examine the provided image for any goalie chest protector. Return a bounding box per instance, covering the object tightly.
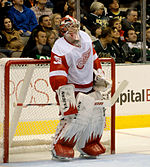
[51,30,98,92]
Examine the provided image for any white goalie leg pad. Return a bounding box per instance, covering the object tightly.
[76,93,106,149]
[57,84,78,117]
[51,118,75,159]
[56,92,105,149]
[56,93,95,145]
[51,119,67,148]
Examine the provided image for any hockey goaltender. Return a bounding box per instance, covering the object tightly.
[49,15,112,161]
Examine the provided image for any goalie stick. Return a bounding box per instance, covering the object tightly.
[15,80,128,108]
[111,80,128,106]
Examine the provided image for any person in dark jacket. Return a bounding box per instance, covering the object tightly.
[81,1,109,32]
[105,0,126,21]
[93,27,114,59]
[21,15,52,57]
[111,28,130,63]
[21,29,51,59]
[121,8,141,40]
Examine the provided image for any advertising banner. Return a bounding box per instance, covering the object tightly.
[116,64,150,116]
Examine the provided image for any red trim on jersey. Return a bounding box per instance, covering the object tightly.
[50,76,68,91]
[73,81,93,88]
[50,52,69,73]
[94,57,102,70]
[93,48,102,70]
[50,52,69,91]
[93,48,96,55]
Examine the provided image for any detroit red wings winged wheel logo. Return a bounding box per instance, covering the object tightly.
[76,48,91,69]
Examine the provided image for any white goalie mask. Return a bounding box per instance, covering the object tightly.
[59,15,80,44]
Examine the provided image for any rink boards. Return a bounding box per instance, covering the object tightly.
[1,63,150,138]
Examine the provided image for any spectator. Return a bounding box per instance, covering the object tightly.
[1,16,24,52]
[1,0,12,7]
[124,28,143,63]
[32,15,52,42]
[21,29,51,59]
[109,18,125,41]
[8,0,38,37]
[53,0,69,17]
[47,30,58,49]
[45,0,53,8]
[81,21,102,42]
[81,1,109,32]
[93,26,115,58]
[67,0,76,18]
[21,15,52,55]
[121,8,141,37]
[0,0,12,29]
[39,14,52,34]
[111,28,130,63]
[106,0,126,21]
[0,30,13,57]
[50,13,61,36]
[90,24,102,42]
[31,0,53,22]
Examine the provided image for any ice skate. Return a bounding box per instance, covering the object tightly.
[51,149,73,162]
[79,153,97,159]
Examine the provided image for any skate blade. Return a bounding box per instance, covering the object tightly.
[79,154,97,159]
[51,150,72,162]
[52,155,72,162]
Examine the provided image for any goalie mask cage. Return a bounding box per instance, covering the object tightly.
[0,58,115,163]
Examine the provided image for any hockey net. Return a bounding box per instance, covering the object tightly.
[0,58,115,163]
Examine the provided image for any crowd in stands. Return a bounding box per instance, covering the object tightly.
[0,0,149,62]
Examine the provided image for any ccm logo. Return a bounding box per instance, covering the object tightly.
[95,102,104,105]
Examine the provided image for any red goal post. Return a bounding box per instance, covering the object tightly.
[0,58,115,163]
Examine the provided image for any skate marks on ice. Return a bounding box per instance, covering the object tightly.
[1,154,150,167]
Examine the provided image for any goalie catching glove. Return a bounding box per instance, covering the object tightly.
[93,68,112,92]
[57,84,78,117]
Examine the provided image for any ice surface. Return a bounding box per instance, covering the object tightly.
[1,128,150,167]
[0,153,150,167]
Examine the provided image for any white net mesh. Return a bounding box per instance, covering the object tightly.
[9,63,60,152]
